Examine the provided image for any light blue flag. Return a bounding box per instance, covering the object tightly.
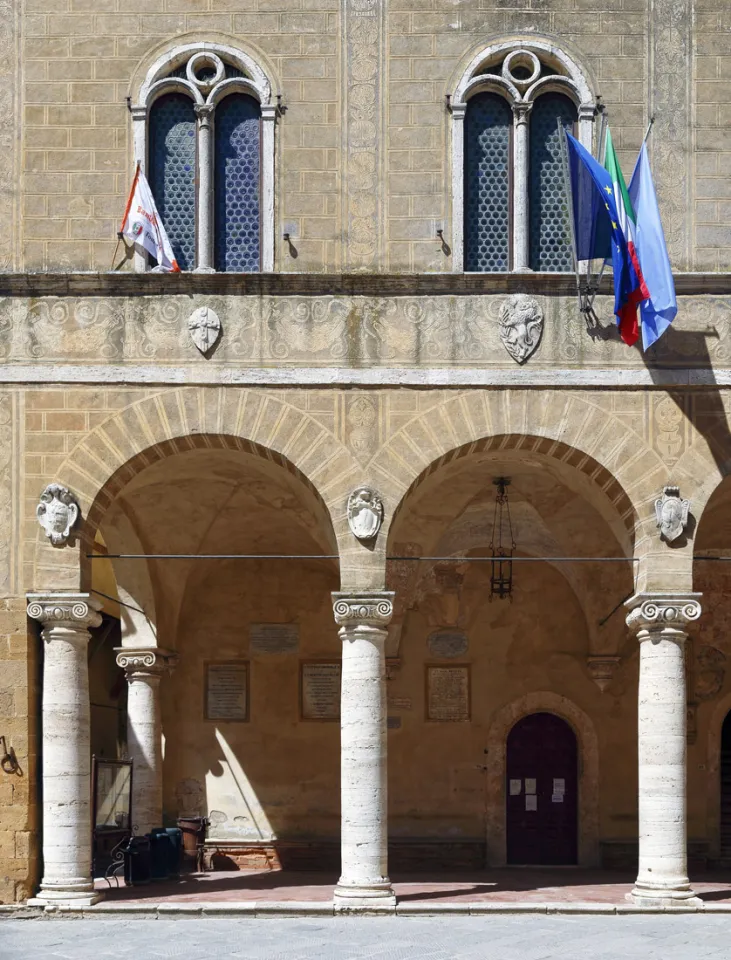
[628,143,677,351]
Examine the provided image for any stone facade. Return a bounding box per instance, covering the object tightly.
[0,0,730,910]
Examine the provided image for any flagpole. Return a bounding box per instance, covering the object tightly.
[557,120,584,316]
[642,115,655,148]
[586,107,609,314]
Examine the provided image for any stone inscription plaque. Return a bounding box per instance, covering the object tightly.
[205,662,249,722]
[250,623,299,655]
[301,661,341,721]
[426,665,470,722]
[428,629,468,659]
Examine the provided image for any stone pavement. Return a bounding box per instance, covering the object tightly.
[92,869,731,906]
[3,915,731,959]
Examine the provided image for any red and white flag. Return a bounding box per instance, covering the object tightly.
[120,164,180,273]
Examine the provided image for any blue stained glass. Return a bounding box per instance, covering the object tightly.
[214,94,261,273]
[464,93,511,272]
[529,93,577,272]
[149,94,196,271]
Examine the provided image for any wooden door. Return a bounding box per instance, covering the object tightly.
[720,712,731,860]
[506,712,578,865]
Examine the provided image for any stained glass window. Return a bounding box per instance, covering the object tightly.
[529,93,577,272]
[464,93,511,272]
[214,94,261,273]
[148,93,196,271]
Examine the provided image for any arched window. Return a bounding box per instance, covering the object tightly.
[464,93,511,273]
[529,93,577,272]
[148,93,197,272]
[133,44,276,273]
[452,41,595,274]
[214,94,261,273]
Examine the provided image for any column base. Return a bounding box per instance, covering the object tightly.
[627,880,702,907]
[28,878,104,908]
[333,878,396,910]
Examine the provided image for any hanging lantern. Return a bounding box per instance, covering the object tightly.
[489,477,516,600]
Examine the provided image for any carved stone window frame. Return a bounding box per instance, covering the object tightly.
[132,42,276,273]
[450,40,597,274]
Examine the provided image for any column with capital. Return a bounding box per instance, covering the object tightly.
[625,594,702,905]
[115,648,176,836]
[512,101,533,273]
[332,592,395,907]
[27,594,103,906]
[194,103,215,273]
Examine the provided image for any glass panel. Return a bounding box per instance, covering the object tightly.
[529,93,577,272]
[214,94,261,273]
[94,760,132,829]
[464,92,511,273]
[149,93,196,271]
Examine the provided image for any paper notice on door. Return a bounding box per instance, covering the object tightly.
[525,795,537,812]
[509,779,522,796]
[525,778,537,794]
[553,778,565,794]
[551,793,564,803]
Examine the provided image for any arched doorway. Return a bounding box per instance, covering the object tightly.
[721,711,731,860]
[506,712,578,865]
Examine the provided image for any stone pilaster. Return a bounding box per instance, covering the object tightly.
[625,593,702,905]
[332,592,395,908]
[26,594,103,906]
[115,648,177,836]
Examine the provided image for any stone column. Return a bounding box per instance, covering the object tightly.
[26,594,103,906]
[625,594,702,905]
[512,101,532,273]
[194,104,215,273]
[332,592,395,908]
[115,648,176,836]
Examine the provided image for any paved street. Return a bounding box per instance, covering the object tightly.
[2,916,731,960]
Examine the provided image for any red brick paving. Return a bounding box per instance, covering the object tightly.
[94,869,731,905]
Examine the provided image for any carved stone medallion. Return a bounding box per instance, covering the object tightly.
[498,294,543,364]
[655,485,690,543]
[188,306,221,354]
[36,483,79,546]
[347,487,383,541]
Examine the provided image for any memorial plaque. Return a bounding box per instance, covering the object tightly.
[250,623,299,655]
[426,665,470,722]
[301,661,341,721]
[427,629,469,659]
[205,661,249,721]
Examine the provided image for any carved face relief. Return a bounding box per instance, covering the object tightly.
[188,306,221,354]
[655,485,690,543]
[37,483,79,546]
[347,487,383,541]
[498,294,543,364]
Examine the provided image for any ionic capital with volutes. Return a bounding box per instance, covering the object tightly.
[332,593,394,630]
[27,593,102,633]
[625,593,702,640]
[115,647,178,681]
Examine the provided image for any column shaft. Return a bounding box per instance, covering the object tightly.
[333,593,395,907]
[512,103,532,273]
[195,104,215,273]
[626,594,702,905]
[27,594,102,906]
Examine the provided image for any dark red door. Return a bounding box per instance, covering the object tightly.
[506,712,578,865]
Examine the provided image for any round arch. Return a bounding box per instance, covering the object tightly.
[485,692,600,867]
[30,387,360,593]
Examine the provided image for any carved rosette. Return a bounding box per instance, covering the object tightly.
[625,594,702,638]
[115,648,178,680]
[27,594,103,632]
[332,593,394,629]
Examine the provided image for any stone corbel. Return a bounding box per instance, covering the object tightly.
[586,655,621,692]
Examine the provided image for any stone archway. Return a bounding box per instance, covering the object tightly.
[485,692,600,867]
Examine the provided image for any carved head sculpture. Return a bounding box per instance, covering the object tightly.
[498,294,544,364]
[655,485,690,543]
[37,483,79,546]
[347,487,384,541]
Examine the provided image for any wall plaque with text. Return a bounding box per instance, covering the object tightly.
[205,661,249,722]
[300,661,341,721]
[426,665,470,722]
[250,623,299,655]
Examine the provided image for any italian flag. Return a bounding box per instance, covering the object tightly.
[604,128,650,346]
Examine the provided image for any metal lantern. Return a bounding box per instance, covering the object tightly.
[489,477,516,600]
